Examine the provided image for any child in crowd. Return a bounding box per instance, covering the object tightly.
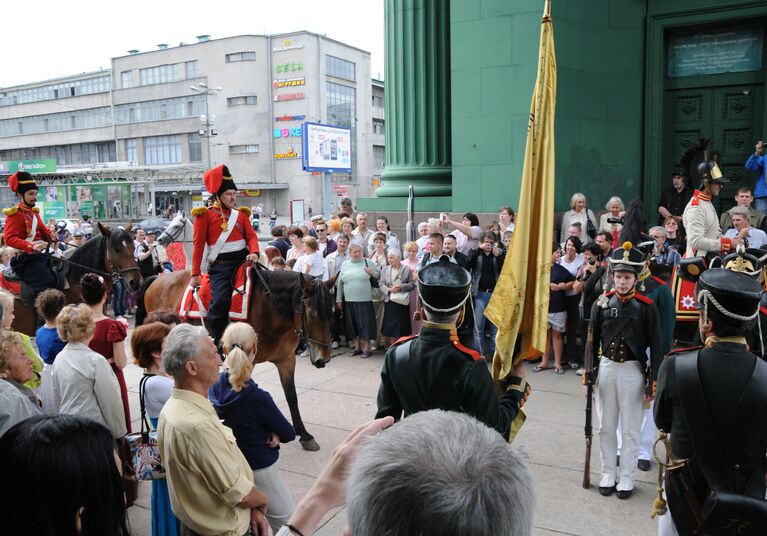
[502,230,513,249]
[34,289,67,365]
[209,323,296,535]
[535,243,575,375]
[296,236,326,279]
[270,257,286,271]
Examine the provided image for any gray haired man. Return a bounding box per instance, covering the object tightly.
[724,205,767,249]
[274,410,534,536]
[158,324,269,536]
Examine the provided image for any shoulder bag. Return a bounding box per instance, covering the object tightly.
[664,352,767,535]
[389,266,410,306]
[125,374,166,481]
[586,210,597,240]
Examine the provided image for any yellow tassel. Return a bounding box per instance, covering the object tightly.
[221,221,228,231]
[651,493,667,519]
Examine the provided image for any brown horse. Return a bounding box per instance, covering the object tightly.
[138,265,335,451]
[11,223,142,336]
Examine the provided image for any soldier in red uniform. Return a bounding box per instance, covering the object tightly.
[2,171,57,303]
[190,165,259,344]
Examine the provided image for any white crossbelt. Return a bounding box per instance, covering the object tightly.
[26,213,38,243]
[207,208,241,263]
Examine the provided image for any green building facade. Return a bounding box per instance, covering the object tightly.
[359,0,767,218]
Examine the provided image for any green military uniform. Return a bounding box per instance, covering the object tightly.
[640,272,675,355]
[375,257,529,437]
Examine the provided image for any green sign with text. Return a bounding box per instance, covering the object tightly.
[5,159,57,174]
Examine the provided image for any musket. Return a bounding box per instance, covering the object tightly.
[582,316,595,489]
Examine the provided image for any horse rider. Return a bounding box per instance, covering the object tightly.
[585,242,662,500]
[654,268,767,535]
[682,150,745,257]
[190,165,259,345]
[375,256,530,438]
[2,171,57,304]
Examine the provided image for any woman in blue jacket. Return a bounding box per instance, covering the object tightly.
[209,323,296,534]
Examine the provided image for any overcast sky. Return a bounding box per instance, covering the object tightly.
[0,0,384,88]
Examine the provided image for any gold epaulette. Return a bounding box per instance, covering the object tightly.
[31,207,39,213]
[191,206,208,217]
[237,206,252,217]
[3,207,18,216]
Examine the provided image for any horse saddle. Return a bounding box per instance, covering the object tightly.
[178,263,253,321]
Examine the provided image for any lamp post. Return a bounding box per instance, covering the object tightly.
[190,83,222,169]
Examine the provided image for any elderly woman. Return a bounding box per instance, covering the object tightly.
[560,192,598,245]
[379,249,415,347]
[598,196,625,235]
[402,241,422,335]
[131,322,179,536]
[46,304,126,439]
[0,330,43,436]
[336,243,380,358]
[0,289,44,390]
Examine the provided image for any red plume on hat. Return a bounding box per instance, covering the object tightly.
[203,165,237,196]
[8,171,37,195]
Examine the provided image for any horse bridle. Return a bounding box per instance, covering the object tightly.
[159,215,188,244]
[292,272,332,366]
[104,235,142,284]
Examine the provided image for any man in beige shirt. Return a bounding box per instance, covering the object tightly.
[158,324,269,536]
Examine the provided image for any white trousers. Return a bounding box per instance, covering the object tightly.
[596,357,644,490]
[617,400,656,460]
[253,462,295,534]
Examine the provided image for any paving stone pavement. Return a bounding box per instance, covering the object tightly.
[122,340,659,535]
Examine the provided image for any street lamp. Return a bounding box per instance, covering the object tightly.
[190,83,222,168]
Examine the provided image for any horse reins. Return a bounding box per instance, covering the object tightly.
[41,235,140,284]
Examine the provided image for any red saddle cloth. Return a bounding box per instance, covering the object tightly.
[0,272,21,295]
[178,264,252,321]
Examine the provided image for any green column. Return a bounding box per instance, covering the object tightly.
[376,0,451,198]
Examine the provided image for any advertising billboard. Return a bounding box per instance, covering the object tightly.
[302,122,352,173]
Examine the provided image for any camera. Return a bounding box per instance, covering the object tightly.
[588,259,596,266]
[607,217,623,225]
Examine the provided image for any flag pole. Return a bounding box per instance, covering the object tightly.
[543,0,552,21]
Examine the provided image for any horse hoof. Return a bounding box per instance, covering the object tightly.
[300,438,320,451]
[314,359,326,369]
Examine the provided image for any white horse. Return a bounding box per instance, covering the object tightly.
[157,211,267,271]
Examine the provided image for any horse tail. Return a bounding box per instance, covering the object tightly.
[135,275,158,326]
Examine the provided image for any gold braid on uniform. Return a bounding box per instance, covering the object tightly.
[213,201,228,231]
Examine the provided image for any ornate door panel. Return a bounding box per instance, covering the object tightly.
[664,84,763,213]
[712,85,764,209]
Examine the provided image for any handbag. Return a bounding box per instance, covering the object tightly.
[125,374,166,481]
[663,352,767,535]
[389,266,410,306]
[365,259,380,288]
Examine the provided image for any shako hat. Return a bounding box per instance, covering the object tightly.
[417,256,471,314]
[8,171,38,196]
[609,242,645,275]
[203,165,237,196]
[695,268,760,321]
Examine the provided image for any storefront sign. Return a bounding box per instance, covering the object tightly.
[275,114,306,122]
[240,190,261,197]
[274,127,303,138]
[2,159,57,174]
[274,92,304,102]
[276,61,303,73]
[274,145,302,159]
[332,184,348,193]
[668,27,764,77]
[273,39,304,52]
[274,78,305,88]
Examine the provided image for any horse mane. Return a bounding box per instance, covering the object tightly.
[257,267,333,321]
[618,197,646,246]
[68,228,133,282]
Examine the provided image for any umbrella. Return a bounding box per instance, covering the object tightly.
[137,218,170,233]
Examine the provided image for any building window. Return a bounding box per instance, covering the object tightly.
[114,95,205,124]
[0,108,111,137]
[229,144,259,154]
[227,96,257,106]
[0,75,111,107]
[326,82,355,129]
[372,95,384,108]
[373,145,385,167]
[139,64,178,86]
[144,135,182,165]
[326,55,356,81]
[373,119,385,135]
[185,61,198,79]
[121,71,133,89]
[189,133,202,162]
[225,51,256,63]
[125,139,137,162]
